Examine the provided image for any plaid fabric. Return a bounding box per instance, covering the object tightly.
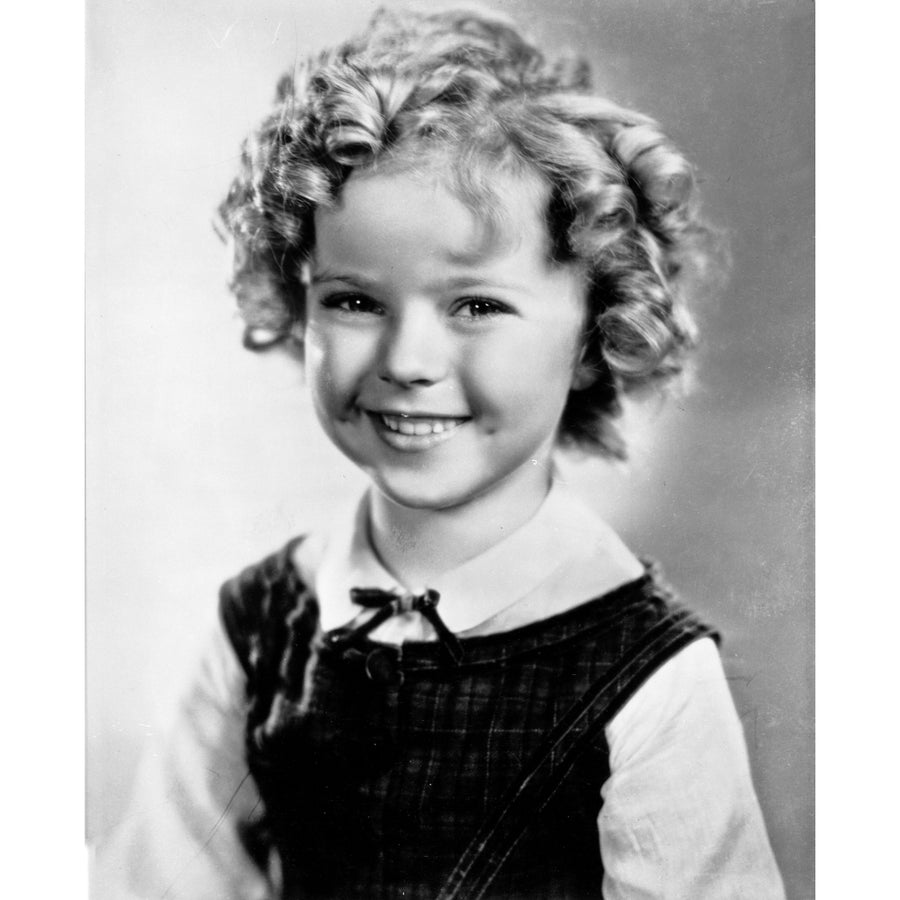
[220,541,718,900]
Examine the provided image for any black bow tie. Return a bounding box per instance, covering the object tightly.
[348,587,464,665]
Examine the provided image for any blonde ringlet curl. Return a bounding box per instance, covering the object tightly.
[218,5,717,456]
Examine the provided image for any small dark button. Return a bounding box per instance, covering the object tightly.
[365,647,404,686]
[322,629,352,652]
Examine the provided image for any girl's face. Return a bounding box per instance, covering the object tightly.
[304,168,588,515]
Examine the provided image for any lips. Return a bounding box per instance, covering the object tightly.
[379,413,468,436]
[364,410,470,451]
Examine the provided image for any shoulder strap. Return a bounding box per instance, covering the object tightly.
[437,606,715,900]
[219,537,314,727]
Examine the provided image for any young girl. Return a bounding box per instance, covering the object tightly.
[95,7,785,898]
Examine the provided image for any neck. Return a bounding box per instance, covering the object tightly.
[367,467,554,591]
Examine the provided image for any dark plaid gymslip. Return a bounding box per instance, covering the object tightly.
[220,539,717,899]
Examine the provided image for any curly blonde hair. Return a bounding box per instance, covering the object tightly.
[218,6,713,457]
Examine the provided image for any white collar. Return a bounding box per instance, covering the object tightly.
[292,479,644,643]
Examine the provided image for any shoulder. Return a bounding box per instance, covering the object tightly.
[218,536,318,679]
[587,564,719,699]
[605,636,729,765]
[536,563,720,731]
[616,563,717,648]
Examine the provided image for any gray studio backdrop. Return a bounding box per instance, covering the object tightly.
[87,1,813,896]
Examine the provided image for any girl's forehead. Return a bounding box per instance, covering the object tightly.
[316,164,553,265]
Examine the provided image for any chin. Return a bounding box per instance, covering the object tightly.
[367,469,486,513]
[373,482,468,512]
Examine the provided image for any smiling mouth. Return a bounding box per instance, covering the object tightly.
[379,413,469,436]
[365,411,470,450]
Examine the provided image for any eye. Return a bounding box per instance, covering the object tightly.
[453,297,512,319]
[319,292,383,315]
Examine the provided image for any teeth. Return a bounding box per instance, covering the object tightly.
[379,414,464,436]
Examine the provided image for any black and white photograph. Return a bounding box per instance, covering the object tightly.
[85,1,814,897]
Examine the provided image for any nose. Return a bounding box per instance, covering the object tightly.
[377,305,449,387]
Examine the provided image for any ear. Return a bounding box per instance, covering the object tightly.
[571,343,600,391]
[571,362,598,391]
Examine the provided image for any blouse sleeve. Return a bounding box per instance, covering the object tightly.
[90,627,270,900]
[598,637,786,900]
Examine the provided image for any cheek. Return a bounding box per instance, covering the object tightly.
[463,328,581,418]
[302,332,334,409]
[303,325,373,402]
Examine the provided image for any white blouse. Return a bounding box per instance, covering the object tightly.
[92,484,785,899]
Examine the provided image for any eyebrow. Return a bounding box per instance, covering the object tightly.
[310,269,527,293]
[439,275,522,292]
[309,269,379,288]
